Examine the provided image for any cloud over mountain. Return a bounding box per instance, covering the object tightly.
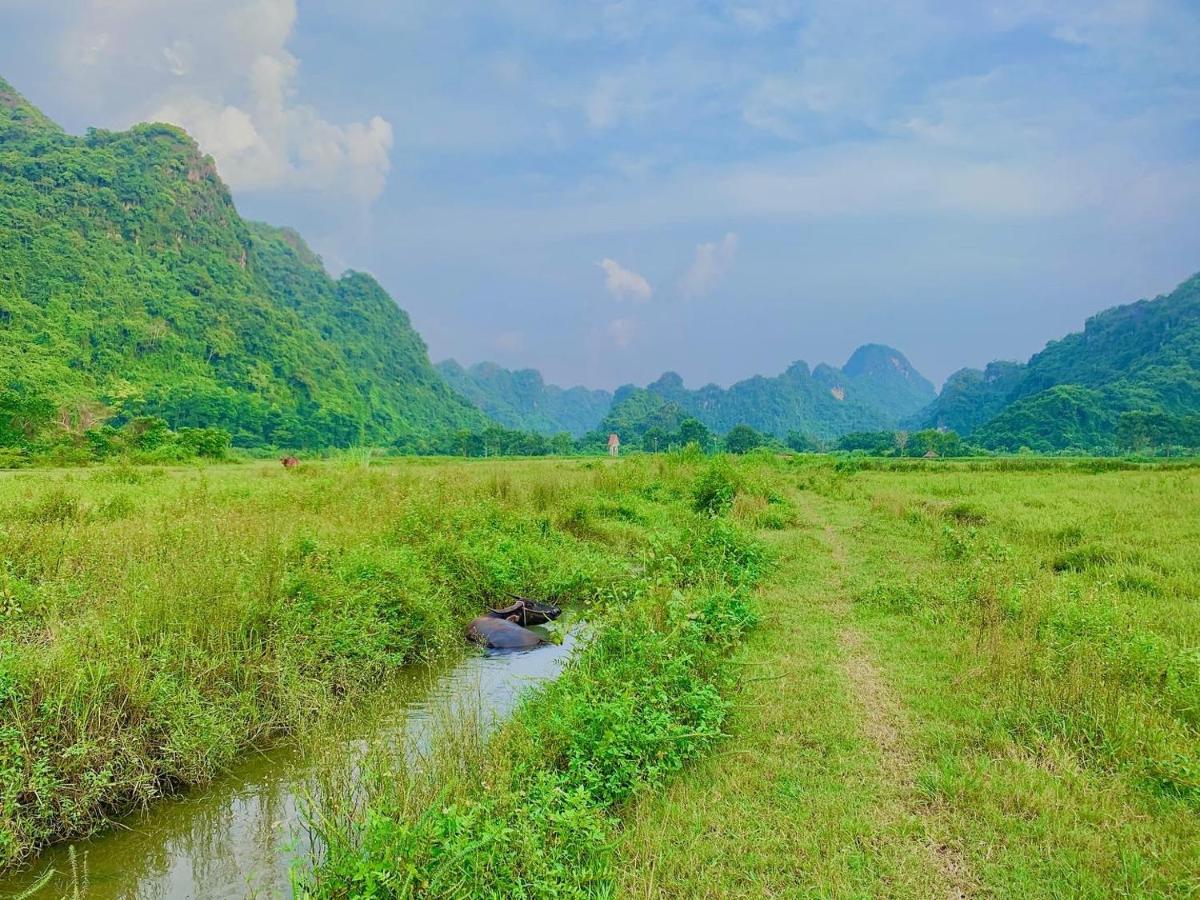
[60,0,393,200]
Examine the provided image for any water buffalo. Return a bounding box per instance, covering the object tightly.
[467,616,547,650]
[486,596,562,627]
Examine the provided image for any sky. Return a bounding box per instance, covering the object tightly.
[1,0,1198,391]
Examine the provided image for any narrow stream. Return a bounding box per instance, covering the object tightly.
[1,631,579,899]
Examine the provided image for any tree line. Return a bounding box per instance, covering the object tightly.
[3,387,1197,467]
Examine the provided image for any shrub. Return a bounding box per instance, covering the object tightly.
[692,459,739,516]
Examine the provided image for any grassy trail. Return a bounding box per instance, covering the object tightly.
[618,490,958,897]
[618,468,1200,898]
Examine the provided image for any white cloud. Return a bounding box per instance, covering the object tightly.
[59,0,393,202]
[607,317,637,347]
[681,232,738,297]
[598,258,653,302]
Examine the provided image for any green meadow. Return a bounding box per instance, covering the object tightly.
[0,455,1197,897]
[620,458,1200,898]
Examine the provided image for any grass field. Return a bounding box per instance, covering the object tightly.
[619,459,1200,898]
[1,455,1197,896]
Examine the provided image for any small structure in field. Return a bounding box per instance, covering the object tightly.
[607,433,620,457]
[281,455,300,469]
[923,449,939,459]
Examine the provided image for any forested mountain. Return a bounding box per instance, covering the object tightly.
[915,273,1200,451]
[436,360,612,437]
[0,76,484,449]
[907,360,1027,435]
[7,74,1193,458]
[598,345,935,442]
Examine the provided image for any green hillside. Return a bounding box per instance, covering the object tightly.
[436,360,612,437]
[917,273,1200,451]
[0,76,484,450]
[600,345,935,443]
[908,360,1026,435]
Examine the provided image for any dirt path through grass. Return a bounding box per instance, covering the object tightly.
[617,490,959,897]
[819,511,973,899]
[837,628,972,899]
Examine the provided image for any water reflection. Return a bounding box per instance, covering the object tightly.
[1,631,578,899]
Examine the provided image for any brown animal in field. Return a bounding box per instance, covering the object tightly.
[281,455,300,469]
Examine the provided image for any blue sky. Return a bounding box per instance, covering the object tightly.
[2,0,1198,389]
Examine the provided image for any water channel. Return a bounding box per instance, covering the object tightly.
[0,631,579,899]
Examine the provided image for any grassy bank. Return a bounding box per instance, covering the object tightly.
[300,457,773,897]
[0,453,789,875]
[0,456,758,869]
[619,458,1200,897]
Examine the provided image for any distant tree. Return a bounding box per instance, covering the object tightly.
[1116,411,1200,454]
[0,390,55,447]
[837,431,895,454]
[677,417,714,452]
[908,428,965,457]
[124,416,172,450]
[785,431,823,453]
[724,424,766,454]
[175,427,232,459]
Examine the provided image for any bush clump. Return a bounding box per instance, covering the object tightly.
[691,458,739,516]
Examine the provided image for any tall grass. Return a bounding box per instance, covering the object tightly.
[0,455,781,872]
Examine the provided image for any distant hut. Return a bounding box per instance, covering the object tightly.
[923,449,939,459]
[607,433,621,458]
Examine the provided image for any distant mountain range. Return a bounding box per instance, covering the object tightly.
[439,345,936,442]
[2,73,1197,455]
[437,361,612,438]
[447,273,1200,453]
[599,345,936,442]
[913,273,1200,451]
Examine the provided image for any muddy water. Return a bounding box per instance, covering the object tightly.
[1,631,579,899]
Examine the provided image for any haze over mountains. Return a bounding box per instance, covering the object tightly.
[1,74,1198,454]
[596,345,936,443]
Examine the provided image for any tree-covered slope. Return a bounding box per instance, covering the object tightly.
[916,273,1200,451]
[600,345,935,442]
[840,343,938,415]
[0,76,484,448]
[908,360,1027,435]
[1013,275,1200,408]
[597,385,687,441]
[436,360,612,437]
